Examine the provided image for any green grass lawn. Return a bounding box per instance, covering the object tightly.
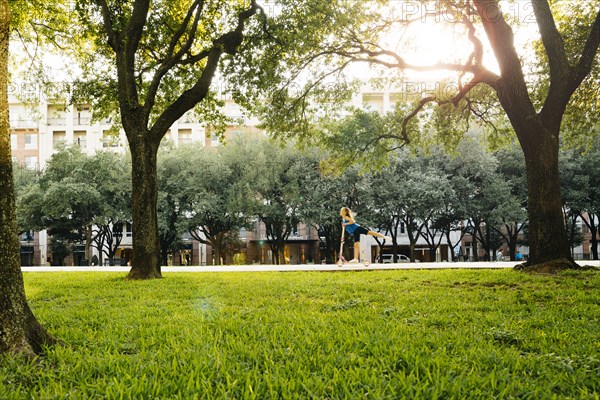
[2,269,600,399]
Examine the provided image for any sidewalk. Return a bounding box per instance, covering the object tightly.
[21,260,600,273]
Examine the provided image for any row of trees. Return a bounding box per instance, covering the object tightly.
[16,134,600,266]
[14,145,131,266]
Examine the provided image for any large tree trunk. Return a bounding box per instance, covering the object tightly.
[0,0,57,357]
[519,122,573,268]
[472,0,599,271]
[127,137,162,279]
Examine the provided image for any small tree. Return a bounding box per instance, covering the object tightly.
[300,159,368,264]
[248,141,309,264]
[16,147,105,265]
[196,141,259,264]
[560,148,590,258]
[492,145,528,260]
[82,151,132,265]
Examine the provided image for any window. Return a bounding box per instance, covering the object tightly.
[10,134,16,149]
[362,93,384,113]
[74,131,87,148]
[53,131,66,147]
[24,156,38,170]
[125,222,132,237]
[47,105,67,126]
[208,132,220,146]
[102,130,120,147]
[389,93,400,110]
[112,223,124,238]
[178,129,192,144]
[24,133,37,149]
[75,105,91,125]
[9,105,36,128]
[179,112,195,124]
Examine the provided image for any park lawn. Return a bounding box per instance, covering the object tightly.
[2,269,600,399]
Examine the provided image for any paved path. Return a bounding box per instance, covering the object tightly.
[21,260,600,273]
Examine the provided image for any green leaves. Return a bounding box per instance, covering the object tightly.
[14,145,132,258]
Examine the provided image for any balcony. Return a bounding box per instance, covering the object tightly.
[47,118,66,126]
[254,235,309,241]
[73,117,92,126]
[10,119,38,129]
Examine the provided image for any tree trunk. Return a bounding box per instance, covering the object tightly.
[408,241,417,262]
[404,217,422,262]
[566,215,578,258]
[330,227,342,263]
[85,224,92,265]
[470,220,482,261]
[445,233,453,262]
[520,123,573,267]
[160,248,168,266]
[485,226,492,260]
[591,219,599,260]
[214,235,223,266]
[127,137,162,279]
[270,241,281,264]
[502,224,522,262]
[0,0,57,357]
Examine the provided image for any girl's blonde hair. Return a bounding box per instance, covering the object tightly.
[340,207,354,219]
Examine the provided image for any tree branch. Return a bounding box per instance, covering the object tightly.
[275,60,353,130]
[145,0,206,117]
[149,0,262,141]
[333,43,500,86]
[401,96,436,143]
[95,0,118,50]
[532,0,570,80]
[126,0,151,60]
[472,0,536,125]
[572,8,600,88]
[164,0,205,65]
[540,6,600,125]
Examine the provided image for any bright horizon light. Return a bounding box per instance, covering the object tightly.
[348,1,541,85]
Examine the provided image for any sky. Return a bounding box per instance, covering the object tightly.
[349,1,541,83]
